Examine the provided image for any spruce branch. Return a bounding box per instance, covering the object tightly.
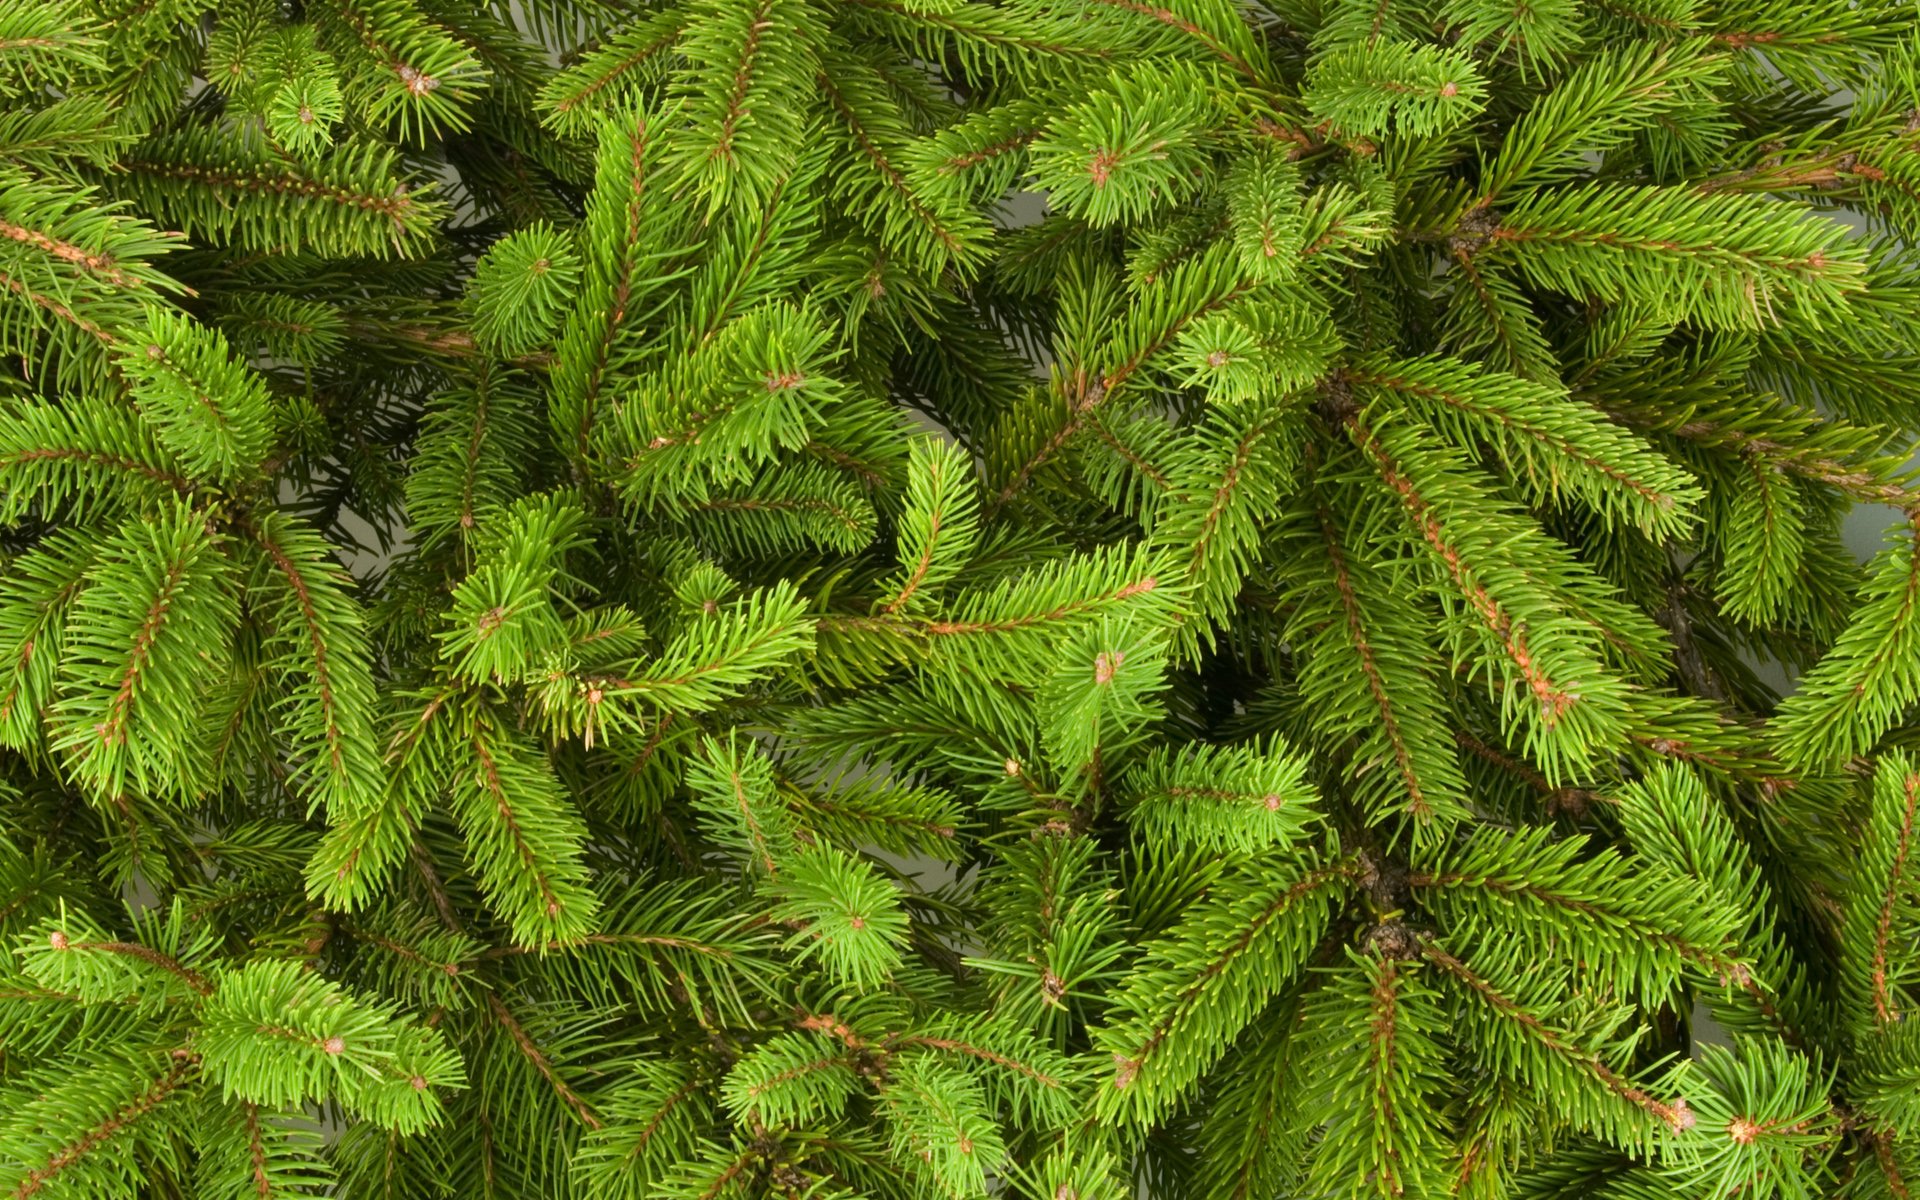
[450,712,600,946]
[535,10,683,136]
[1286,490,1474,834]
[1343,405,1630,781]
[1773,522,1920,771]
[1300,950,1451,1199]
[1341,354,1702,537]
[1092,853,1353,1126]
[117,128,447,259]
[1483,184,1867,329]
[49,504,238,802]
[238,509,383,815]
[1420,937,1696,1149]
[1,1052,198,1200]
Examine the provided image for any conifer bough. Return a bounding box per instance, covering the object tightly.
[5,0,1920,1196]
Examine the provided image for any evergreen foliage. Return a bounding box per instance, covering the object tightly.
[7,0,1920,1196]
